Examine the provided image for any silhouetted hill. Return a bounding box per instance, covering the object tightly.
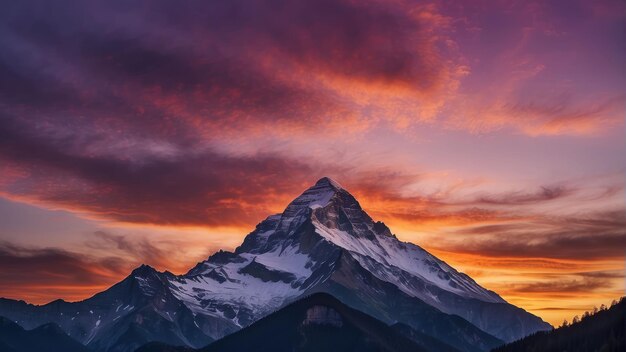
[492,297,625,352]
[0,316,89,352]
[137,292,432,352]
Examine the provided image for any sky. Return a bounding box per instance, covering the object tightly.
[0,0,624,326]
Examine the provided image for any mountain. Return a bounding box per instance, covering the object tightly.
[0,266,216,352]
[136,292,430,352]
[0,316,89,352]
[492,297,625,352]
[0,177,550,352]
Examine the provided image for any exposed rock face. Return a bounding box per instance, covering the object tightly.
[304,305,343,327]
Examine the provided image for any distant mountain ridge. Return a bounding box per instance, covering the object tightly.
[0,177,551,352]
[0,316,89,352]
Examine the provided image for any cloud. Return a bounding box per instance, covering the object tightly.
[84,231,218,273]
[0,229,224,304]
[505,270,624,294]
[470,186,575,205]
[87,231,171,266]
[0,0,473,227]
[442,0,625,136]
[1,116,623,266]
[0,0,622,154]
[0,0,463,143]
[0,114,326,226]
[453,93,626,137]
[347,173,616,229]
[435,210,626,260]
[0,242,127,302]
[329,171,625,263]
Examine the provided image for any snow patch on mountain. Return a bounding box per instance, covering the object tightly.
[312,220,502,303]
[170,244,313,321]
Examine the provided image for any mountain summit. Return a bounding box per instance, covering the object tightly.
[312,176,343,190]
[0,178,551,352]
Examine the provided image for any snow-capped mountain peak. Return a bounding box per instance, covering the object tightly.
[283,177,344,212]
[0,178,551,352]
[181,178,506,316]
[314,176,343,190]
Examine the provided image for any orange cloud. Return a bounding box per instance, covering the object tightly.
[0,242,126,303]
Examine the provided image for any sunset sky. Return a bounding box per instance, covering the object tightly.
[0,0,624,326]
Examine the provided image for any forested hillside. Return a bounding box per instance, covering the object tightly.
[493,298,624,352]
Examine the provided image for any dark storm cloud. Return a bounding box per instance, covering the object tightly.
[0,0,459,225]
[471,186,576,205]
[86,231,169,266]
[341,171,624,263]
[507,270,624,294]
[84,231,218,272]
[0,241,125,289]
[0,232,220,302]
[0,114,321,226]
[442,210,626,260]
[508,279,611,294]
[0,0,451,136]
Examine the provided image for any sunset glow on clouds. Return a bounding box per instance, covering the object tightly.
[0,0,624,325]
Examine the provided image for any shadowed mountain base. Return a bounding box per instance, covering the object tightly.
[137,292,448,352]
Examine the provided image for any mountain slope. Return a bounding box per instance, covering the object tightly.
[0,177,550,352]
[492,297,625,352]
[301,249,503,352]
[0,266,217,352]
[173,178,549,342]
[0,316,89,352]
[137,292,429,352]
